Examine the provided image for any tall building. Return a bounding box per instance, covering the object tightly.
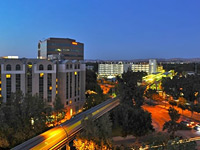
[0,58,85,116]
[149,59,157,74]
[38,38,84,60]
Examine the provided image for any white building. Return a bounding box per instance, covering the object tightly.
[149,59,157,74]
[98,59,158,77]
[98,61,131,77]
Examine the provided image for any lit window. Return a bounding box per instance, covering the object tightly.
[72,42,77,45]
[56,85,58,88]
[69,100,72,104]
[0,81,1,84]
[0,88,1,91]
[6,74,11,78]
[56,78,58,82]
[40,73,44,77]
[56,90,58,94]
[28,64,32,68]
[0,94,2,97]
[49,86,52,90]
[70,109,73,116]
[74,71,77,75]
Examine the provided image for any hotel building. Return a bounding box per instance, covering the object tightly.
[98,59,158,77]
[38,38,84,60]
[98,61,130,77]
[0,58,85,116]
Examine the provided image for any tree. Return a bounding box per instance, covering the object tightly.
[163,107,180,138]
[0,96,3,107]
[114,69,154,140]
[162,76,181,100]
[145,89,157,100]
[169,100,177,107]
[118,69,146,108]
[0,92,49,148]
[114,105,154,138]
[53,96,65,125]
[86,69,98,91]
[74,113,112,149]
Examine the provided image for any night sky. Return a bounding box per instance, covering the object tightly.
[0,0,200,60]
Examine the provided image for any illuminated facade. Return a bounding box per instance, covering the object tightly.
[132,63,149,73]
[38,38,84,60]
[149,59,157,74]
[98,59,158,77]
[98,61,130,77]
[0,59,85,115]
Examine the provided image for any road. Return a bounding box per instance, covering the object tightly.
[143,104,200,149]
[12,98,120,150]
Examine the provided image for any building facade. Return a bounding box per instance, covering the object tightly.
[132,63,149,73]
[98,59,158,77]
[0,58,85,116]
[149,59,157,74]
[38,38,84,60]
[98,61,131,77]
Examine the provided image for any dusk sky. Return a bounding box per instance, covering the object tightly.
[0,0,200,60]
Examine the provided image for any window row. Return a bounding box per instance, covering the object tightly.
[66,64,80,69]
[6,64,21,71]
[6,64,53,71]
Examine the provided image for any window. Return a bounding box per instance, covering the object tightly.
[16,74,20,91]
[78,72,80,96]
[39,64,44,70]
[66,64,69,69]
[66,73,69,99]
[66,101,68,105]
[47,74,52,102]
[70,64,72,69]
[27,62,32,94]
[47,64,52,70]
[6,76,11,101]
[16,64,21,70]
[75,72,77,96]
[39,73,44,99]
[6,64,11,71]
[70,72,72,98]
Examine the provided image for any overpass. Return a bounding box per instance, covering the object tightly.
[12,98,120,150]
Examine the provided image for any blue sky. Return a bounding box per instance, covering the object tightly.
[0,0,200,60]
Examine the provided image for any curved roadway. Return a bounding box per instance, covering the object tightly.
[12,98,120,150]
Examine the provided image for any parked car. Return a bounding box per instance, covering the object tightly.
[194,126,200,131]
[180,121,190,127]
[196,123,200,127]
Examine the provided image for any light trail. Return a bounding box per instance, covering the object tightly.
[12,98,120,150]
